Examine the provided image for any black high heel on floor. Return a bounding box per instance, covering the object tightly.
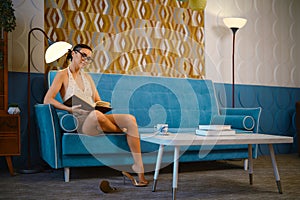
[99,180,117,193]
[122,171,148,187]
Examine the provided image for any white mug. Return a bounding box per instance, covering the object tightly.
[154,124,168,135]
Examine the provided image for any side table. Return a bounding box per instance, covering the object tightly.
[0,113,20,175]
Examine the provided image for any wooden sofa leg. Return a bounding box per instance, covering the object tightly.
[244,159,248,171]
[64,167,70,182]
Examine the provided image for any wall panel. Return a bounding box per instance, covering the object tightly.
[44,0,205,78]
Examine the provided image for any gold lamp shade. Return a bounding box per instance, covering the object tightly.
[189,0,207,11]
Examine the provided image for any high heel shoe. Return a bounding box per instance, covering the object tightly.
[122,171,148,187]
[99,180,117,193]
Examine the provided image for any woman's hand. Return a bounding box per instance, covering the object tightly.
[71,105,90,115]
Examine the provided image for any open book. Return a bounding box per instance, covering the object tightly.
[63,95,112,113]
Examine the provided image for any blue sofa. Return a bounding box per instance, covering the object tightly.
[35,71,261,182]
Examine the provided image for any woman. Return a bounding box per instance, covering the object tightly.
[44,44,148,186]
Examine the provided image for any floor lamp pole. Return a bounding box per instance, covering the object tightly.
[22,28,50,173]
[230,28,238,108]
[223,17,247,108]
[21,28,71,173]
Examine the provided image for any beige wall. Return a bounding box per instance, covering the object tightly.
[9,0,44,73]
[205,0,300,87]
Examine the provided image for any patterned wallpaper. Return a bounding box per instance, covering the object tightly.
[44,0,205,78]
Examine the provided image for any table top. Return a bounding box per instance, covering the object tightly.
[140,133,293,146]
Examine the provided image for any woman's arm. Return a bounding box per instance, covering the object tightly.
[43,70,73,113]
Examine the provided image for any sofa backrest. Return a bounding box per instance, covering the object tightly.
[48,71,219,128]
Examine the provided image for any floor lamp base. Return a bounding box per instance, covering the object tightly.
[17,167,42,174]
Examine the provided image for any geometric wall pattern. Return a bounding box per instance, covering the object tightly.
[45,0,205,78]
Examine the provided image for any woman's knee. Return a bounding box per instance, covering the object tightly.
[94,110,108,123]
[126,114,137,124]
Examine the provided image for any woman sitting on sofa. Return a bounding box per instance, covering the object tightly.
[43,44,148,187]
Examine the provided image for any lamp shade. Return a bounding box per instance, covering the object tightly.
[45,41,72,63]
[223,17,247,29]
[189,0,207,11]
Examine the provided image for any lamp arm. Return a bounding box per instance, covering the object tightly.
[28,28,51,74]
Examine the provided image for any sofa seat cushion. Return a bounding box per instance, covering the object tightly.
[62,133,130,155]
[62,133,162,155]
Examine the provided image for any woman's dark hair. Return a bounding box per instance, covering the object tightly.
[66,44,93,61]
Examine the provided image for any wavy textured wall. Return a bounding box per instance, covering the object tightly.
[205,0,300,88]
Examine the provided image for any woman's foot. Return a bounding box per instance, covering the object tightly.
[122,171,147,187]
[132,164,149,185]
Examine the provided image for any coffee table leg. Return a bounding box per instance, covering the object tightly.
[248,144,253,185]
[153,144,164,192]
[172,146,180,200]
[268,144,282,194]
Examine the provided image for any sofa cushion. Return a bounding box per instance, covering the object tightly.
[94,74,219,128]
[212,115,255,131]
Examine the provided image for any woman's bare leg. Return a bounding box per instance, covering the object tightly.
[81,111,122,135]
[106,114,148,183]
[82,111,148,183]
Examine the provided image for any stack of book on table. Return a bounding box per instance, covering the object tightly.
[195,125,236,136]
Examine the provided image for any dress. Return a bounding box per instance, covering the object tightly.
[63,67,93,104]
[63,67,94,133]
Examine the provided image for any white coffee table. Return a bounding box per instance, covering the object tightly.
[141,133,293,200]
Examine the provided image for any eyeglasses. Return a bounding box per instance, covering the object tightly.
[75,50,94,64]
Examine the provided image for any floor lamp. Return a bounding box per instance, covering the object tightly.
[223,18,247,108]
[22,27,71,173]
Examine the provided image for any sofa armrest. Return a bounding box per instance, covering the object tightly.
[34,104,63,169]
[219,107,262,133]
[212,115,255,131]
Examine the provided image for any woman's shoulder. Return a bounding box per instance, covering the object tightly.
[57,67,68,74]
[53,68,68,79]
